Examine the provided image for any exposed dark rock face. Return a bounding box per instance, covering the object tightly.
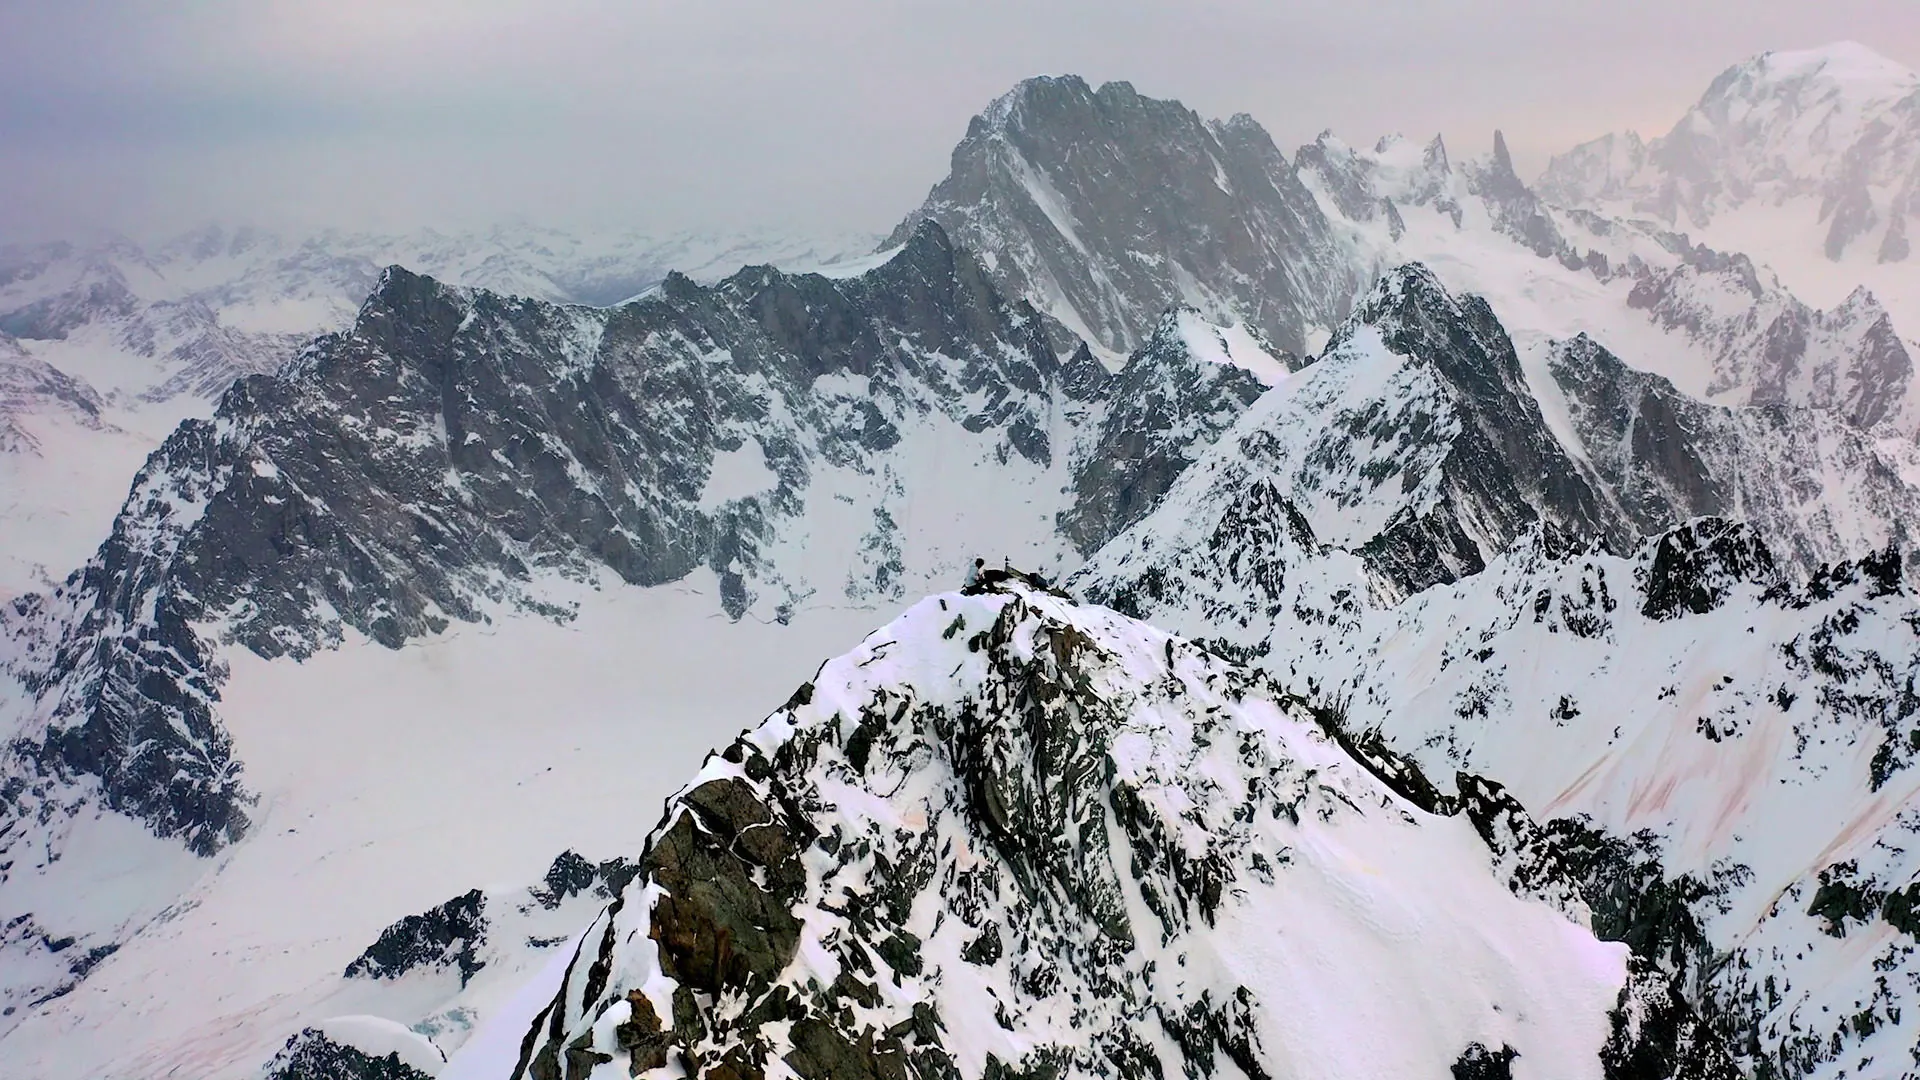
[346,889,489,986]
[1085,478,1920,1080]
[1077,264,1637,615]
[1637,519,1779,620]
[887,76,1363,355]
[1306,670,1749,1080]
[1293,131,1403,234]
[1451,1042,1519,1080]
[1059,307,1270,554]
[1342,266,1621,594]
[265,1027,440,1080]
[1549,333,1920,579]
[1082,261,1920,642]
[1465,131,1569,260]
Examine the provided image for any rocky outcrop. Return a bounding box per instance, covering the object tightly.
[266,1023,443,1080]
[1058,308,1270,553]
[1464,131,1570,260]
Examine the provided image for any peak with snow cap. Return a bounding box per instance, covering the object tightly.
[1080,263,1622,604]
[1056,306,1275,555]
[1540,41,1920,327]
[435,574,1639,1080]
[1079,259,1920,624]
[1084,488,1920,1080]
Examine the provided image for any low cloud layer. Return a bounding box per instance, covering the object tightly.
[3,0,1914,242]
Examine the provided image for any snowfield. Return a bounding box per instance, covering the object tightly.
[1,573,890,1079]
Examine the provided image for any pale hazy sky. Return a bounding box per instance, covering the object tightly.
[2,1,1914,243]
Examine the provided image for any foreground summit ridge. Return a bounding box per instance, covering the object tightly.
[479,572,1632,1080]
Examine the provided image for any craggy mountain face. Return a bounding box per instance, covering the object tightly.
[0,333,102,454]
[1057,308,1274,555]
[1463,131,1574,261]
[0,227,878,409]
[1076,262,1920,623]
[0,223,1269,1030]
[1081,265,1628,604]
[1294,112,1920,453]
[0,237,323,405]
[1073,317,1920,1076]
[1292,127,1599,277]
[1549,333,1920,576]
[419,576,1639,1080]
[2,222,1058,853]
[1626,250,1919,433]
[886,76,1363,357]
[1087,495,1920,1079]
[10,56,1920,1080]
[1313,530,1920,1080]
[0,226,876,597]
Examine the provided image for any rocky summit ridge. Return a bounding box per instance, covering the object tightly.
[447,575,1645,1080]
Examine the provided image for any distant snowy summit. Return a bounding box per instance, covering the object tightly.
[1541,42,1920,320]
[1541,42,1919,249]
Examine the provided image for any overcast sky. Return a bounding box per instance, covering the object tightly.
[1,1,1914,243]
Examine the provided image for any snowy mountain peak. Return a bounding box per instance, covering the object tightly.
[1724,40,1918,101]
[1540,41,1920,312]
[972,74,1118,137]
[1153,306,1295,385]
[462,574,1632,1080]
[1351,257,1493,346]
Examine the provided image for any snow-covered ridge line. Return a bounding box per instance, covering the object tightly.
[0,225,879,595]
